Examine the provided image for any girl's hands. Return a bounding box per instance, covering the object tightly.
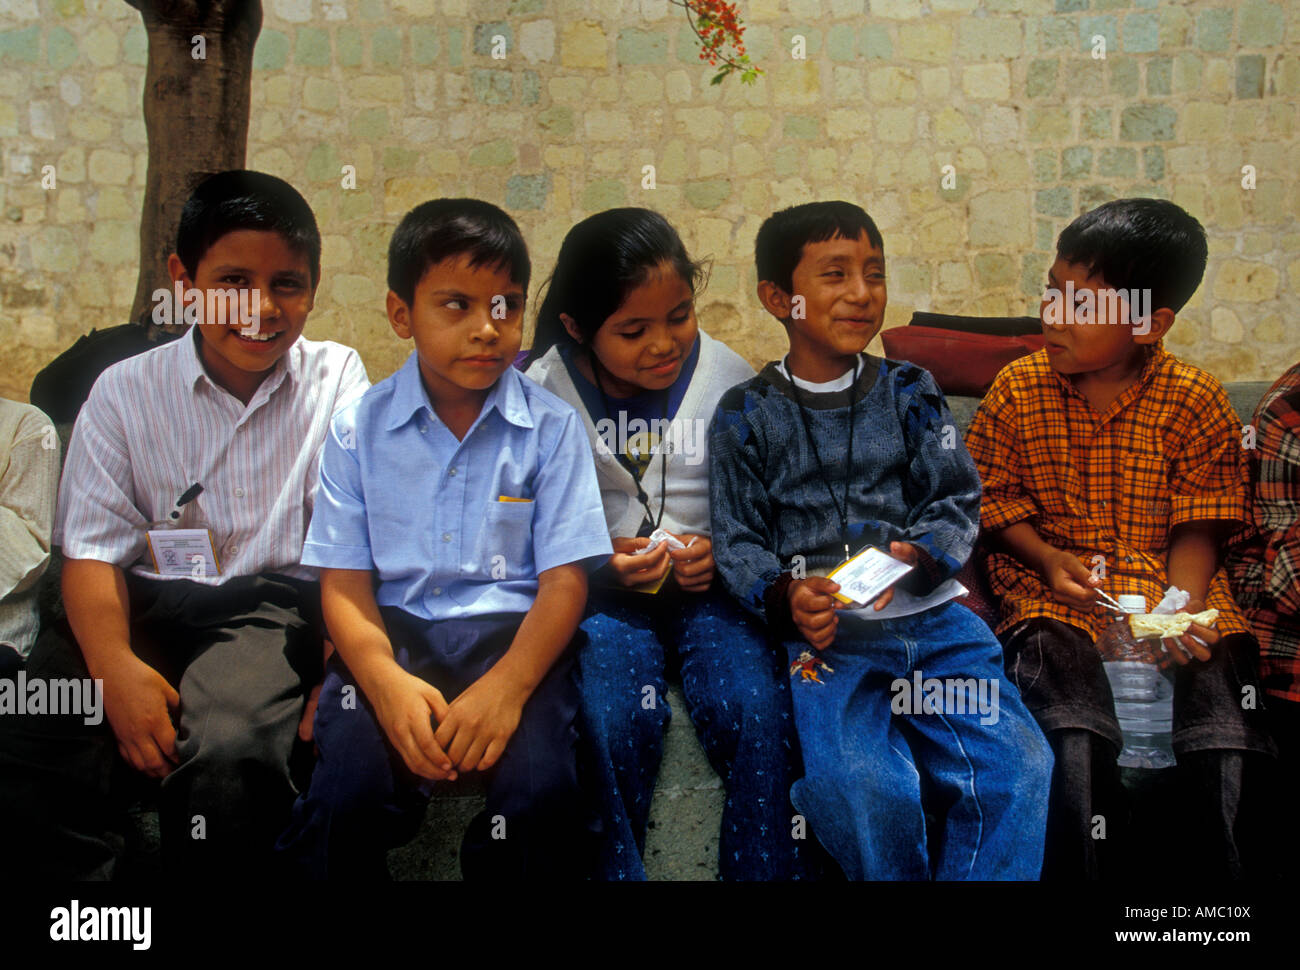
[607,536,672,587]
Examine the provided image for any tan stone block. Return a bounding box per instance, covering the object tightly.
[264,75,293,106]
[625,70,663,105]
[808,148,838,182]
[1204,58,1231,97]
[734,111,772,139]
[331,274,380,308]
[250,147,295,177]
[969,189,1030,248]
[591,75,619,104]
[586,109,631,141]
[88,149,132,185]
[873,0,921,17]
[543,145,584,170]
[962,63,1010,100]
[0,101,16,138]
[843,141,873,180]
[869,66,917,103]
[937,260,972,293]
[350,76,405,103]
[920,67,950,100]
[917,208,963,251]
[1209,183,1245,231]
[548,76,588,105]
[1183,102,1228,141]
[934,106,972,144]
[665,71,693,104]
[1254,313,1284,346]
[675,107,725,139]
[659,138,688,181]
[773,62,820,106]
[833,66,864,101]
[303,77,338,113]
[89,220,135,265]
[321,234,353,270]
[591,148,624,174]
[95,186,135,220]
[698,148,728,178]
[383,177,442,217]
[826,108,870,141]
[740,181,769,221]
[732,142,763,177]
[92,71,131,115]
[1213,259,1279,302]
[1209,306,1243,343]
[897,22,953,64]
[83,24,120,68]
[962,146,993,172]
[877,107,914,143]
[74,113,112,141]
[562,21,607,70]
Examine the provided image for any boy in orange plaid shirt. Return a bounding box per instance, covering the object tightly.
[965,199,1274,879]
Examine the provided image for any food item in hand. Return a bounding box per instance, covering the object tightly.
[1128,609,1219,639]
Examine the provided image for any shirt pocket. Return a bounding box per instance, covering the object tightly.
[1119,449,1171,552]
[471,499,536,580]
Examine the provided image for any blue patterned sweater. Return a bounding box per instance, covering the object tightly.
[708,354,982,629]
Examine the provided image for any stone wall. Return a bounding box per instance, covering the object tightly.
[1,0,1297,400]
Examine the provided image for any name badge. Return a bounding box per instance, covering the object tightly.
[145,528,222,579]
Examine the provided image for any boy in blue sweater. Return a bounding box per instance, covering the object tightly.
[709,201,1052,879]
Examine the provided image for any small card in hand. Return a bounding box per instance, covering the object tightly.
[827,547,914,608]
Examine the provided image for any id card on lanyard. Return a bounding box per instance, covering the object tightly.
[145,481,222,579]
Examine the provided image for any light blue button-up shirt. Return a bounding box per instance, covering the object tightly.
[303,352,612,621]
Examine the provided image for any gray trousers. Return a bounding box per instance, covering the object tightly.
[0,573,321,880]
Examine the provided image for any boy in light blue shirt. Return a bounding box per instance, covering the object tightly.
[277,199,612,879]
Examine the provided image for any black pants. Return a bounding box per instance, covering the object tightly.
[0,573,321,880]
[1000,618,1275,880]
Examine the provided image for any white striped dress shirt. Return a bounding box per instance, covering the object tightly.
[55,326,369,584]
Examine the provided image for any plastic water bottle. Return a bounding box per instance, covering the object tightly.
[1098,594,1175,769]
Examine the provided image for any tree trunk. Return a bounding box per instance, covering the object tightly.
[125,0,262,327]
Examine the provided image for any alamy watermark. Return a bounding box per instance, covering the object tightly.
[151,281,261,332]
[1042,282,1153,336]
[890,670,1000,725]
[0,672,102,726]
[593,414,708,466]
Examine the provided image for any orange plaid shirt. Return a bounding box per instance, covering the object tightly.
[965,343,1252,644]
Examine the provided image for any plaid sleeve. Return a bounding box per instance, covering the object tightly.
[895,365,981,590]
[708,386,787,624]
[1168,376,1250,529]
[964,369,1038,532]
[1255,382,1300,616]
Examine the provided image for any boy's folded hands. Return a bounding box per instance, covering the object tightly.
[433,668,527,774]
[368,666,456,781]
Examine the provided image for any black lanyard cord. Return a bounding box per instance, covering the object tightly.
[591,350,668,534]
[785,355,861,563]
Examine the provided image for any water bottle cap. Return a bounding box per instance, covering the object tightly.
[1116,594,1147,612]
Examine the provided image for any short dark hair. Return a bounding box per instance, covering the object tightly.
[1056,198,1207,313]
[529,207,706,365]
[754,200,884,293]
[176,170,321,286]
[387,198,530,306]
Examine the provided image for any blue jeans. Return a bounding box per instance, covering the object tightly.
[783,600,1052,880]
[580,586,808,880]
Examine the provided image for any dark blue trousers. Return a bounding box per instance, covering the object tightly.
[276,610,592,880]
